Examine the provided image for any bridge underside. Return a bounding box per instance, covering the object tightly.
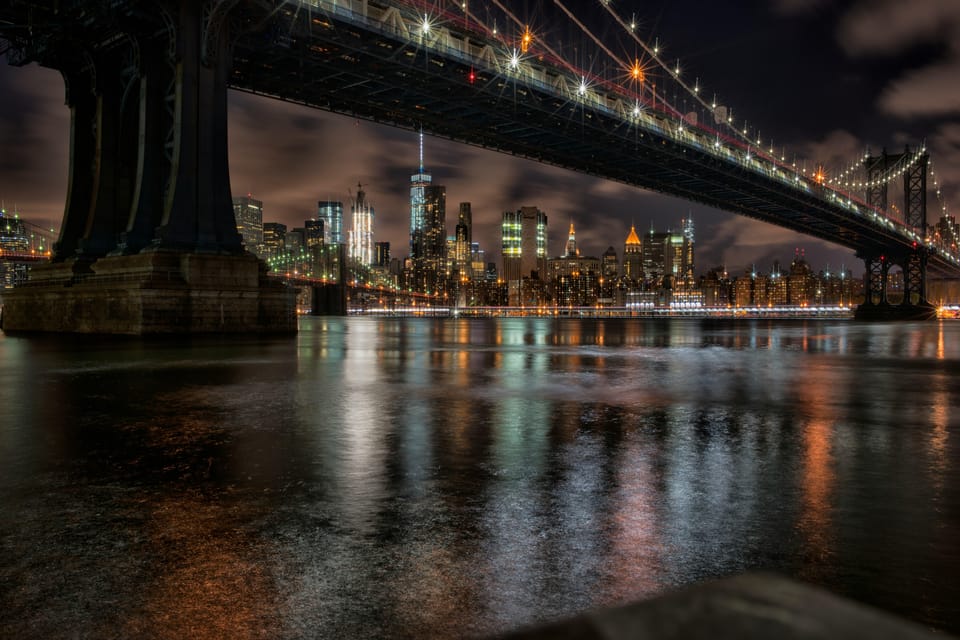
[229,3,950,275]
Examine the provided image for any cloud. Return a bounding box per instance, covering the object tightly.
[835,0,960,119]
[837,0,960,57]
[877,58,960,118]
[0,62,69,230]
[773,0,831,16]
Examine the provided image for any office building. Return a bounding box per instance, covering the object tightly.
[232,194,263,251]
[317,200,344,245]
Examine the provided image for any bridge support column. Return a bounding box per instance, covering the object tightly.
[855,147,936,321]
[1,1,296,334]
[311,284,348,316]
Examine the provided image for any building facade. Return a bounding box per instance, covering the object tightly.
[232,194,263,252]
[348,182,375,266]
[317,200,344,246]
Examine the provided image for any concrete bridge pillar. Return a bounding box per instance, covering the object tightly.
[1,1,295,334]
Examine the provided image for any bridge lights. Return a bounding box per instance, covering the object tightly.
[420,14,432,35]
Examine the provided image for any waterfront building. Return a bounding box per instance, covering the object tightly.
[734,272,753,307]
[317,200,344,245]
[787,249,816,305]
[232,194,263,251]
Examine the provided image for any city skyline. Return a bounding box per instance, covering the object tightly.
[1,0,959,275]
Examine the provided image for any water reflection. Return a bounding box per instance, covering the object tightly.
[1,319,959,637]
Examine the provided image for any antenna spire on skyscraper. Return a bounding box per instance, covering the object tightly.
[419,126,424,173]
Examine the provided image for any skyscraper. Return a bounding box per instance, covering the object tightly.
[374,242,391,269]
[317,200,344,245]
[455,202,472,277]
[642,228,669,288]
[305,219,324,248]
[679,216,696,289]
[564,221,580,257]
[232,194,263,252]
[501,206,547,284]
[262,222,287,259]
[348,182,375,266]
[623,224,642,283]
[409,132,446,293]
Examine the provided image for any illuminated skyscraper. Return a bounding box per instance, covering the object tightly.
[455,202,472,277]
[409,132,446,292]
[623,224,642,282]
[501,206,547,284]
[565,221,578,257]
[305,219,324,248]
[317,200,344,245]
[232,194,263,251]
[262,222,286,259]
[678,216,696,289]
[642,228,669,288]
[348,182,375,266]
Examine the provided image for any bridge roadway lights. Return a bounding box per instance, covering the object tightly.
[0,251,296,335]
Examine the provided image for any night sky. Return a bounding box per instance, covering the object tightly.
[1,0,959,276]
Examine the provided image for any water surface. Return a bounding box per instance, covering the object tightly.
[1,318,958,638]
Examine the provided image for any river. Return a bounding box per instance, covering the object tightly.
[1,317,958,638]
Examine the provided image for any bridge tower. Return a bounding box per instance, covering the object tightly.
[0,1,296,334]
[855,148,935,320]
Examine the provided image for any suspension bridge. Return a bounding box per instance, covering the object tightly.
[1,0,957,332]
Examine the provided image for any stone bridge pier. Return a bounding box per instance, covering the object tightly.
[1,1,295,334]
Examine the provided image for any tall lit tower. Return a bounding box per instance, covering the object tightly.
[565,221,578,257]
[409,129,431,261]
[623,224,642,282]
[409,131,446,292]
[680,216,696,289]
[348,182,375,266]
[455,202,472,277]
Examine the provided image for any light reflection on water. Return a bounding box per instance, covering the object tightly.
[1,318,959,638]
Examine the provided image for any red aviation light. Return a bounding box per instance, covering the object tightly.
[468,68,475,83]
